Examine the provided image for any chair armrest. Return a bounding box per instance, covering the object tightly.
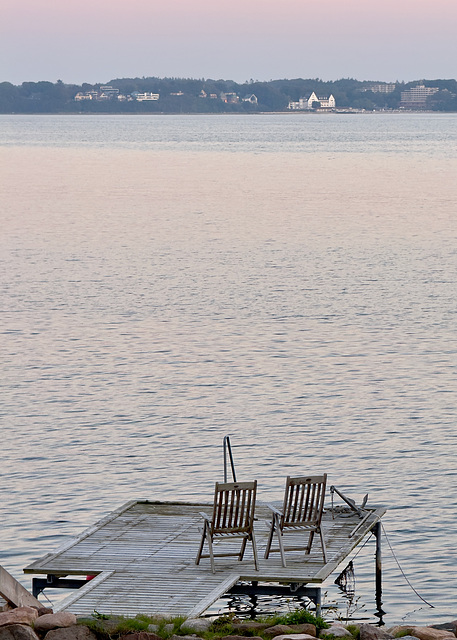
[265,503,283,517]
[199,511,212,522]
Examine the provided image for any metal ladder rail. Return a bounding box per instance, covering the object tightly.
[223,435,237,482]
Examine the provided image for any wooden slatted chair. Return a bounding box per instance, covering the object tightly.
[264,474,327,567]
[195,480,259,574]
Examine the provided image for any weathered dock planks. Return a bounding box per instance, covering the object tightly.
[23,500,385,617]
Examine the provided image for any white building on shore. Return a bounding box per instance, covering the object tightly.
[367,83,397,93]
[131,92,159,101]
[288,91,335,110]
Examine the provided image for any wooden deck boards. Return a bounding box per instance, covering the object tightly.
[23,500,385,617]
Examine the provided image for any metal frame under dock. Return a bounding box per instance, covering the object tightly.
[24,499,385,617]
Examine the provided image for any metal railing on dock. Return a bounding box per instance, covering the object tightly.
[223,435,237,482]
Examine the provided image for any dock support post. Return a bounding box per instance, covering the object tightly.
[374,522,382,611]
[32,575,87,598]
[315,588,322,617]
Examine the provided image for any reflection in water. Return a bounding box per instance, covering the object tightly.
[219,589,316,621]
[334,559,384,625]
[335,560,356,599]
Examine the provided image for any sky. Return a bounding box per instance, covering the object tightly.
[1,0,457,85]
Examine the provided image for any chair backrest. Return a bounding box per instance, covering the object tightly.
[281,474,327,528]
[211,481,257,535]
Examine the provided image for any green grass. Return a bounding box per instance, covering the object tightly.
[268,608,328,630]
[345,624,360,640]
[78,614,184,639]
[77,608,330,640]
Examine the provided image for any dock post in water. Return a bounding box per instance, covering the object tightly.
[374,521,382,610]
[315,587,322,617]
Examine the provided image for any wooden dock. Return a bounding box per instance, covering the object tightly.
[24,500,385,618]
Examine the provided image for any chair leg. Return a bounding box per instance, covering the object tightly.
[274,513,286,567]
[306,530,315,555]
[195,525,207,566]
[196,521,216,573]
[239,536,248,561]
[207,528,215,574]
[319,528,327,563]
[251,531,259,570]
[264,518,275,560]
[304,528,327,563]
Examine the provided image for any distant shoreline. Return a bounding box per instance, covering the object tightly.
[2,109,454,116]
[2,77,456,114]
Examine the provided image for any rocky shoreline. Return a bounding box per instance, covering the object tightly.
[2,607,457,640]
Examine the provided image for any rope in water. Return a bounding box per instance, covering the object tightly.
[334,522,434,608]
[381,522,434,608]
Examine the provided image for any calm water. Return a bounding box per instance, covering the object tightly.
[1,113,456,624]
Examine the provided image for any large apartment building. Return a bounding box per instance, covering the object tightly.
[400,84,439,108]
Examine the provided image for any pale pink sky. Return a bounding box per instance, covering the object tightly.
[1,0,456,84]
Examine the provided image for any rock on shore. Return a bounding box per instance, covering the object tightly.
[1,607,457,640]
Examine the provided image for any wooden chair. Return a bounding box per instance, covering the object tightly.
[264,474,327,567]
[195,481,259,573]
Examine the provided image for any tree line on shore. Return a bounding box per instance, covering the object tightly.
[1,76,457,113]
